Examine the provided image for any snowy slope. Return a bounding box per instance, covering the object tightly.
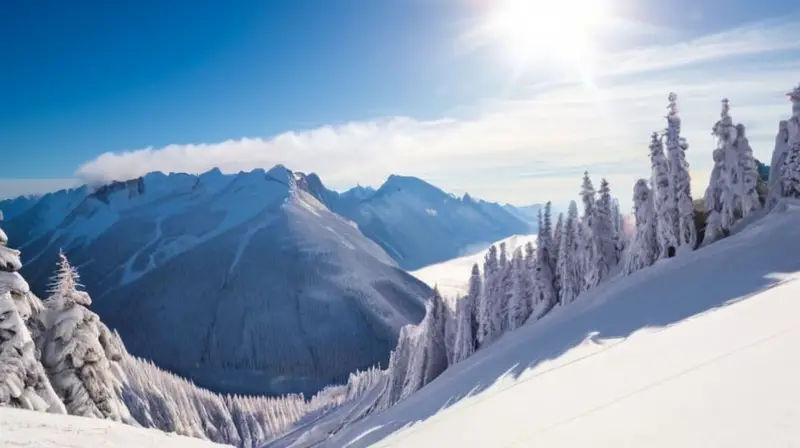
[0,407,228,447]
[275,201,800,447]
[2,166,431,397]
[319,176,531,270]
[410,234,536,298]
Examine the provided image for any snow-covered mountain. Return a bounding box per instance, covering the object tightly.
[1,166,431,396]
[317,175,532,270]
[267,201,800,447]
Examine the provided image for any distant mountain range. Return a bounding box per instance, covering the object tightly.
[0,166,534,395]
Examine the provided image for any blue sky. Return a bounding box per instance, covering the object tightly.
[2,0,800,207]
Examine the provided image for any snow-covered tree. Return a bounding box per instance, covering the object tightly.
[506,247,529,331]
[497,243,514,333]
[704,98,739,244]
[623,179,659,274]
[665,93,697,252]
[780,84,800,199]
[34,252,132,422]
[579,172,601,289]
[451,294,475,364]
[610,198,625,257]
[533,210,557,318]
[593,178,617,279]
[557,201,582,304]
[735,123,762,217]
[0,216,65,414]
[552,212,564,299]
[768,120,790,207]
[419,289,449,387]
[381,325,417,407]
[477,246,501,346]
[650,131,677,258]
[521,241,536,312]
[552,212,564,267]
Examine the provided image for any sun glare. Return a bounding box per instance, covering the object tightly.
[483,0,609,85]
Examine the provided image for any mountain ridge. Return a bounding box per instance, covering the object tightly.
[2,165,433,396]
[2,167,532,270]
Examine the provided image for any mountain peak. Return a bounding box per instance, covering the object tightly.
[375,175,446,200]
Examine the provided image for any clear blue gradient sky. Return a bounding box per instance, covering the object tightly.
[2,0,799,207]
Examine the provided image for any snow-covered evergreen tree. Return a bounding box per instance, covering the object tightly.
[451,293,475,365]
[735,123,762,217]
[781,84,800,199]
[0,213,65,414]
[477,246,501,346]
[34,252,132,422]
[533,210,557,318]
[650,131,677,258]
[506,247,528,331]
[497,242,514,333]
[521,241,536,314]
[665,93,697,252]
[552,212,564,299]
[623,179,659,274]
[556,201,582,304]
[465,263,481,352]
[553,212,564,267]
[704,98,739,244]
[768,120,790,207]
[610,198,625,258]
[419,289,449,387]
[593,178,617,279]
[381,325,416,407]
[579,172,601,289]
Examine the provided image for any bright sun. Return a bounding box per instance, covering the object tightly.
[482,0,609,84]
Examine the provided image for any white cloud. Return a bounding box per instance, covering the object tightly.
[0,178,79,200]
[74,18,799,209]
[597,18,800,77]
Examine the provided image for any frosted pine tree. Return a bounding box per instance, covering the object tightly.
[0,214,65,414]
[477,246,501,346]
[522,242,536,314]
[465,264,481,352]
[420,289,449,386]
[665,93,696,252]
[579,172,601,289]
[781,84,800,199]
[497,242,513,333]
[533,210,557,319]
[610,198,625,257]
[704,98,738,244]
[623,180,659,274]
[735,123,761,217]
[451,294,475,364]
[593,178,617,279]
[552,212,564,267]
[557,201,582,304]
[768,120,790,207]
[542,202,554,249]
[381,325,416,407]
[506,248,528,331]
[35,252,132,422]
[650,131,677,258]
[552,212,564,299]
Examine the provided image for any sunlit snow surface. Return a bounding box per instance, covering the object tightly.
[271,201,800,447]
[0,408,228,447]
[411,234,536,298]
